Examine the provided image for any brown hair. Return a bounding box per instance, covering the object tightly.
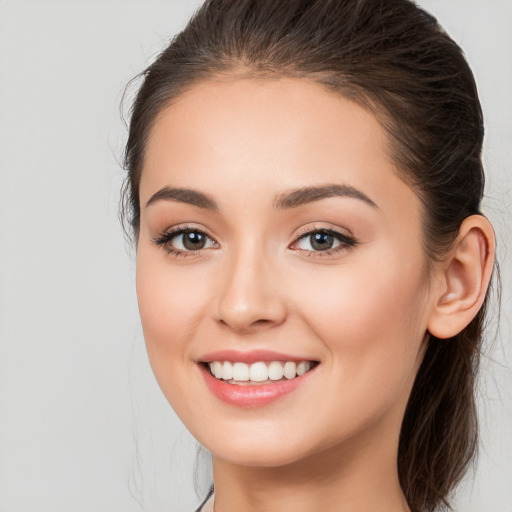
[122,1,495,510]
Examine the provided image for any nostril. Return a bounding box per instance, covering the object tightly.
[217,317,279,334]
[252,319,272,327]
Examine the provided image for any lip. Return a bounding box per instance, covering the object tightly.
[198,360,318,408]
[197,349,315,364]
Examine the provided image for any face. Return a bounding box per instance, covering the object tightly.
[136,77,433,468]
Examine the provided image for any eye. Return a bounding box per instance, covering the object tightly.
[172,230,213,251]
[291,228,357,254]
[153,227,218,255]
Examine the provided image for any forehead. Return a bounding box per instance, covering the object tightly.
[140,77,417,217]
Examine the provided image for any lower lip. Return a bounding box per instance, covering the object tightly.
[199,364,315,408]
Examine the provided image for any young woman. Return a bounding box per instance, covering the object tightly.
[121,1,497,510]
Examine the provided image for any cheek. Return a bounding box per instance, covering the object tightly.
[135,251,211,383]
[135,252,222,427]
[291,250,429,400]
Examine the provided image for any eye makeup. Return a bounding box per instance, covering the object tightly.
[151,224,219,257]
[151,222,358,259]
[290,225,358,258]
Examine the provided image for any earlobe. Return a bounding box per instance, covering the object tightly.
[427,215,495,339]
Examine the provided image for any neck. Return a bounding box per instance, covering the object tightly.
[211,432,410,512]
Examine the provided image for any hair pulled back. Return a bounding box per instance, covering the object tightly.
[122,1,491,510]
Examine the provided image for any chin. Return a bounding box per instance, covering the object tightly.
[212,444,309,468]
[201,422,347,471]
[187,422,310,468]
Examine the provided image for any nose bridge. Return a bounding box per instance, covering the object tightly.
[215,237,285,332]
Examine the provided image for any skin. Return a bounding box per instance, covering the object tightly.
[135,77,495,512]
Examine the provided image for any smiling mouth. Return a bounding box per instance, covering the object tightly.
[205,360,319,385]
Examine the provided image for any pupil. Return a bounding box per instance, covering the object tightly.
[183,231,206,250]
[311,232,334,251]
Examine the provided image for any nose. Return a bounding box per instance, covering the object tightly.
[214,246,287,334]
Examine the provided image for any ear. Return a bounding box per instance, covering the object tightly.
[427,215,495,339]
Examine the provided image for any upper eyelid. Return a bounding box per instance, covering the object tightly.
[292,224,355,241]
[158,224,217,240]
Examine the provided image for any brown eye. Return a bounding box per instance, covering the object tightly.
[153,228,218,255]
[309,232,335,251]
[292,228,357,254]
[181,231,207,250]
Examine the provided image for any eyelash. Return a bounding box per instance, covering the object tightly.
[152,225,358,258]
[152,225,217,258]
[291,226,358,257]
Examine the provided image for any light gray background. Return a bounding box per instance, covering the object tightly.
[0,1,510,511]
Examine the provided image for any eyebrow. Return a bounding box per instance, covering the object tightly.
[146,187,219,210]
[145,183,378,211]
[274,184,378,209]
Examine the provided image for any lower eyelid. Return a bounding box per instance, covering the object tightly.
[293,244,351,256]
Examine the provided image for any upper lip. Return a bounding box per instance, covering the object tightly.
[197,349,318,364]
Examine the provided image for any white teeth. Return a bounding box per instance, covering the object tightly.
[296,361,311,376]
[212,361,223,379]
[232,362,250,381]
[222,361,233,380]
[283,361,297,379]
[208,360,315,383]
[268,361,284,381]
[249,362,268,382]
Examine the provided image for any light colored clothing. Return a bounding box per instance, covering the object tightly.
[200,493,214,512]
